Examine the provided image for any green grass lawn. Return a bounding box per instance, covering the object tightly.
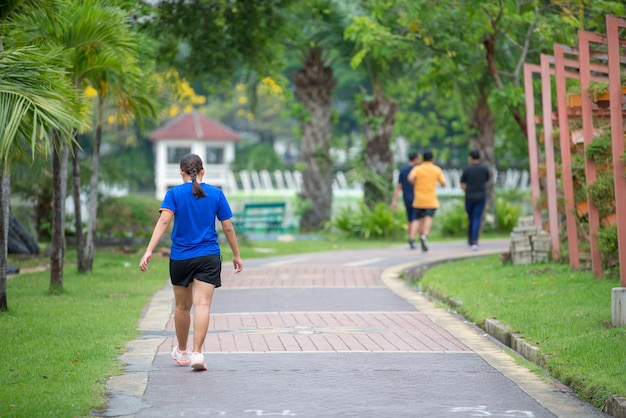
[418,254,626,411]
[1,248,169,417]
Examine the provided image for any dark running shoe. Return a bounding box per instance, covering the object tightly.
[409,239,416,249]
[420,235,429,252]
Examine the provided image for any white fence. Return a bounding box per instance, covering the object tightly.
[226,169,530,195]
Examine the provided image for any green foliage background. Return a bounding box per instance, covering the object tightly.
[97,194,162,239]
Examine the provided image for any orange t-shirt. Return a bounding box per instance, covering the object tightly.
[409,161,446,208]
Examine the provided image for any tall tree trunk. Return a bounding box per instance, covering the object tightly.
[72,135,86,271]
[0,166,10,311]
[0,28,7,311]
[469,92,496,218]
[361,89,399,209]
[293,47,336,232]
[82,96,105,272]
[50,141,68,291]
[34,183,53,241]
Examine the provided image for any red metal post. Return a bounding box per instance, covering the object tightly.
[540,54,561,261]
[523,63,543,229]
[606,15,626,287]
[553,44,579,268]
[578,30,608,278]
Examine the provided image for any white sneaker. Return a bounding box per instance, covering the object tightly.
[471,244,479,251]
[190,352,207,371]
[171,345,190,365]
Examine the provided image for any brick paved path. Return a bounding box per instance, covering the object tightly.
[102,240,608,418]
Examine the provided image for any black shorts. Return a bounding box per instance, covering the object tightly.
[170,255,222,288]
[415,208,437,219]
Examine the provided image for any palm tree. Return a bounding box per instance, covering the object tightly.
[358,57,399,209]
[289,0,358,231]
[9,0,150,278]
[345,11,403,209]
[293,46,336,231]
[78,31,158,272]
[9,0,84,288]
[0,43,83,309]
[69,6,158,272]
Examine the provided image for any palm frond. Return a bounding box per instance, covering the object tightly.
[0,0,24,23]
[0,46,85,162]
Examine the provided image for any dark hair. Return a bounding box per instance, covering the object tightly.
[422,149,433,162]
[408,152,419,161]
[469,149,480,160]
[180,154,206,198]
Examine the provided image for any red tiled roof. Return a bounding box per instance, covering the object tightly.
[149,111,240,142]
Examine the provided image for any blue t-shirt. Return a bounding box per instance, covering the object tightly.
[160,183,233,260]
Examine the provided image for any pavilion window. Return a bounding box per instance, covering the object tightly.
[205,147,224,164]
[167,146,191,164]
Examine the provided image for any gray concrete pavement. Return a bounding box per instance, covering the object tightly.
[99,239,609,418]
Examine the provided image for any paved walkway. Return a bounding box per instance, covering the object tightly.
[100,239,608,418]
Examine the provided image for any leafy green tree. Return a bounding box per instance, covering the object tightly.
[144,0,294,82]
[1,2,84,307]
[388,75,471,167]
[345,2,406,209]
[346,0,625,214]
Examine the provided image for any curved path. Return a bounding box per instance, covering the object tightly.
[101,239,607,418]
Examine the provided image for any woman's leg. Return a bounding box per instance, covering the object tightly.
[172,284,193,351]
[191,279,216,353]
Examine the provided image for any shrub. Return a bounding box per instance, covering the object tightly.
[597,224,619,271]
[494,197,521,232]
[97,194,162,239]
[585,131,612,166]
[587,172,615,218]
[438,197,521,238]
[327,202,405,240]
[438,200,468,237]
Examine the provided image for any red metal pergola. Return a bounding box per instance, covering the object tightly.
[523,15,626,290]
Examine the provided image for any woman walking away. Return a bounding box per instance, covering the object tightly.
[139,153,243,371]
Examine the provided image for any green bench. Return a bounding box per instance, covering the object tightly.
[233,202,286,233]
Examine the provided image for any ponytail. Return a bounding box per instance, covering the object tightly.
[180,154,207,199]
[190,176,206,199]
